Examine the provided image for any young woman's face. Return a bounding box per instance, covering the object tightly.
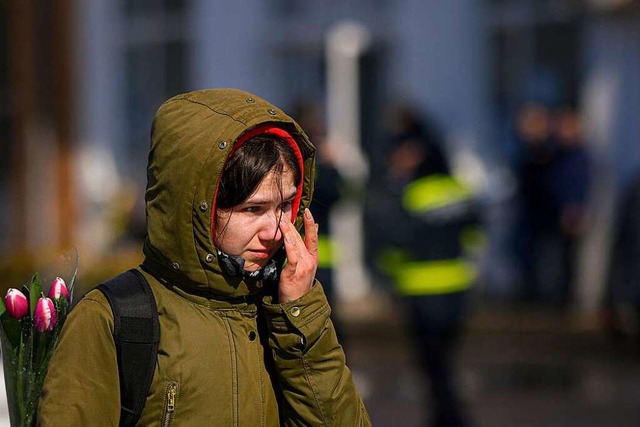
[214,166,297,272]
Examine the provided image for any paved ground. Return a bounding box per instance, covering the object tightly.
[342,296,640,427]
[1,296,638,426]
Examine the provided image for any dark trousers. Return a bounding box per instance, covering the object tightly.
[403,291,470,427]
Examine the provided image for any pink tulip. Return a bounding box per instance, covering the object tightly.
[34,296,56,332]
[4,288,29,319]
[48,277,69,301]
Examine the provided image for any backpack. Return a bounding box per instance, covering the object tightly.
[96,269,160,427]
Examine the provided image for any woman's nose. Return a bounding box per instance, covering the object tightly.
[258,210,283,241]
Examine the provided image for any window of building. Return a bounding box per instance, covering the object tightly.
[120,0,192,178]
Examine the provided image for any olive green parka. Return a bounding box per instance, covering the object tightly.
[39,89,371,426]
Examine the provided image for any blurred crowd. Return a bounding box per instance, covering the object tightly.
[507,102,591,307]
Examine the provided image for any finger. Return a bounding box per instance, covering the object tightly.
[303,209,319,258]
[279,214,300,264]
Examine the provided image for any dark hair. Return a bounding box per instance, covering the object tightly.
[216,134,301,213]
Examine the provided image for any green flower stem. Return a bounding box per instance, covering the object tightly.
[16,316,39,427]
[16,320,26,425]
[25,331,51,426]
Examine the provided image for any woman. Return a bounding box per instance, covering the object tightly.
[39,88,371,426]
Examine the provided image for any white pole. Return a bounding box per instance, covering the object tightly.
[325,21,371,302]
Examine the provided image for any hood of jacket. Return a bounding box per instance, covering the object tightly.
[141,88,316,298]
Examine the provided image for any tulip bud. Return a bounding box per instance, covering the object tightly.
[48,277,69,301]
[4,288,29,319]
[34,295,56,332]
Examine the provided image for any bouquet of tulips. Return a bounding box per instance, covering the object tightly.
[0,249,78,427]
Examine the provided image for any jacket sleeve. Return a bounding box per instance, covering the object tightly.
[262,283,371,427]
[38,290,121,426]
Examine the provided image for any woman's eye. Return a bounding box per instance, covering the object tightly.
[243,206,261,213]
[280,201,293,211]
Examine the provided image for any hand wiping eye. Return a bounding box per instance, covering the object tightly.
[277,208,319,303]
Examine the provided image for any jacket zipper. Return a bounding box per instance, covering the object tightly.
[162,381,178,427]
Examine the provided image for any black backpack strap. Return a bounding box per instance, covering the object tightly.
[97,269,160,427]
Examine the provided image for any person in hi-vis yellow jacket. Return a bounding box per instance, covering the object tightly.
[380,172,481,427]
[372,106,482,427]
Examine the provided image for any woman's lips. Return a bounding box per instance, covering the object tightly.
[248,249,271,259]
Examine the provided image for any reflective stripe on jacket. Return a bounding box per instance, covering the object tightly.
[394,258,475,296]
[318,234,337,269]
[391,174,478,296]
[402,174,473,214]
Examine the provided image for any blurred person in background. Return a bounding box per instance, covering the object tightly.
[292,99,345,342]
[547,106,591,306]
[374,104,480,427]
[512,103,591,307]
[364,104,449,285]
[511,101,557,303]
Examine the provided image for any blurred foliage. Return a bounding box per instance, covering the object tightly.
[73,248,145,300]
[0,246,144,301]
[0,250,39,294]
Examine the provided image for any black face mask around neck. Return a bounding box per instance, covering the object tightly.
[216,249,280,282]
